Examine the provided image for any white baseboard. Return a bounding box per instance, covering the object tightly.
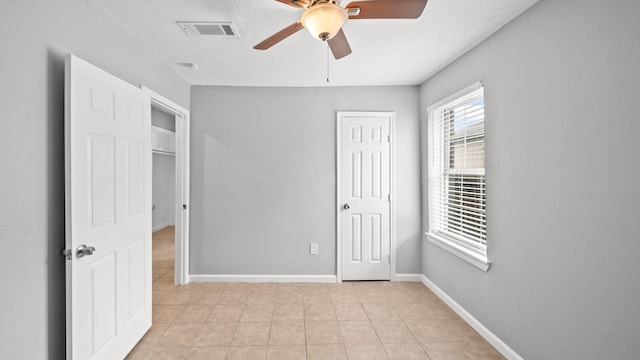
[152,223,175,232]
[189,274,337,283]
[420,275,523,360]
[393,273,424,282]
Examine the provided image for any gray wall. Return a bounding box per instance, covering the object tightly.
[152,153,176,230]
[190,86,422,276]
[420,0,640,358]
[0,0,190,358]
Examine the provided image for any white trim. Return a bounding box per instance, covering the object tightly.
[141,86,190,286]
[152,223,176,233]
[390,114,397,281]
[189,274,337,283]
[426,81,484,113]
[336,115,342,283]
[336,111,395,282]
[427,233,490,271]
[420,275,523,360]
[393,274,423,282]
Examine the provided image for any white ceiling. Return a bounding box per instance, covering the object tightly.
[90,0,538,87]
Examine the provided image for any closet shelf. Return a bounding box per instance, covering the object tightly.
[152,126,176,154]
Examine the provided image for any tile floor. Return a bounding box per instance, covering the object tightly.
[126,226,504,360]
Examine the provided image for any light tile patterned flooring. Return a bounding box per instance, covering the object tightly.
[127,227,504,360]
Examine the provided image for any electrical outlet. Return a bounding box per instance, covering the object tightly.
[310,243,318,255]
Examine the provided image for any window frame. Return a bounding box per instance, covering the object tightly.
[426,82,490,271]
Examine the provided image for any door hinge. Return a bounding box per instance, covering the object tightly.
[183,204,187,210]
[387,134,390,142]
[388,194,391,202]
[62,249,72,261]
[388,254,392,263]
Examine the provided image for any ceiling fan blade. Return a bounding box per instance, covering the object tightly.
[328,29,352,59]
[254,22,304,50]
[275,0,308,8]
[346,0,428,19]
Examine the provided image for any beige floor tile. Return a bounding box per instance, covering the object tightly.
[192,322,238,346]
[344,343,389,360]
[153,305,184,324]
[307,344,348,360]
[174,305,213,323]
[124,346,150,360]
[275,291,304,305]
[273,303,304,321]
[207,304,245,322]
[232,322,272,346]
[383,343,430,360]
[392,302,434,320]
[146,346,191,360]
[421,342,471,360]
[362,302,400,320]
[128,227,505,359]
[153,268,170,280]
[160,270,174,280]
[371,320,416,344]
[305,302,337,320]
[241,304,274,322]
[356,288,389,303]
[463,340,505,360]
[333,303,369,321]
[189,291,223,305]
[153,277,177,291]
[160,291,198,305]
[153,258,174,267]
[226,346,268,360]
[303,287,332,304]
[133,323,169,350]
[158,323,204,346]
[185,346,228,360]
[218,289,249,304]
[305,320,343,344]
[246,294,276,306]
[339,321,380,344]
[269,321,305,345]
[405,319,471,343]
[266,345,306,360]
[152,290,171,305]
[330,289,360,303]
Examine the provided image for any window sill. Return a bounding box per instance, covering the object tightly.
[426,232,491,271]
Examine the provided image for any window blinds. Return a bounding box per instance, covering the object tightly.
[428,85,486,256]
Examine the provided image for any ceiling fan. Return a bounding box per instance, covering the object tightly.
[254,0,428,59]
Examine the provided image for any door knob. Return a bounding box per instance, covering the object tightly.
[343,204,350,210]
[76,244,96,258]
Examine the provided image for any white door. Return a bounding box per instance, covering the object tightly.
[65,55,152,360]
[338,112,393,281]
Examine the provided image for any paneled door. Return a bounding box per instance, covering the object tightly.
[64,55,152,359]
[338,112,393,281]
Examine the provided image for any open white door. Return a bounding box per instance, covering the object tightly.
[337,112,394,281]
[64,55,152,359]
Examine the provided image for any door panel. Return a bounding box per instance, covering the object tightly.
[339,112,392,281]
[65,54,152,360]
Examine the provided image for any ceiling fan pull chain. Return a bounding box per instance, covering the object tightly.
[326,42,330,83]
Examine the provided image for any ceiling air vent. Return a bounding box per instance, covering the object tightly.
[177,22,240,37]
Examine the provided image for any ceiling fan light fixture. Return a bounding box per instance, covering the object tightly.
[301,2,347,41]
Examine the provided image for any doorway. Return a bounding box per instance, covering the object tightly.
[144,87,190,285]
[336,111,395,281]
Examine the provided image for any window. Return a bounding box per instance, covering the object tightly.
[427,82,489,270]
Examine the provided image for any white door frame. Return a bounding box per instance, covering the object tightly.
[336,111,396,282]
[141,86,190,285]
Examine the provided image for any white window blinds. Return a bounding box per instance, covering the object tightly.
[428,83,488,268]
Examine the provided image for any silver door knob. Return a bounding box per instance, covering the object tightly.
[77,244,96,258]
[343,204,350,210]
